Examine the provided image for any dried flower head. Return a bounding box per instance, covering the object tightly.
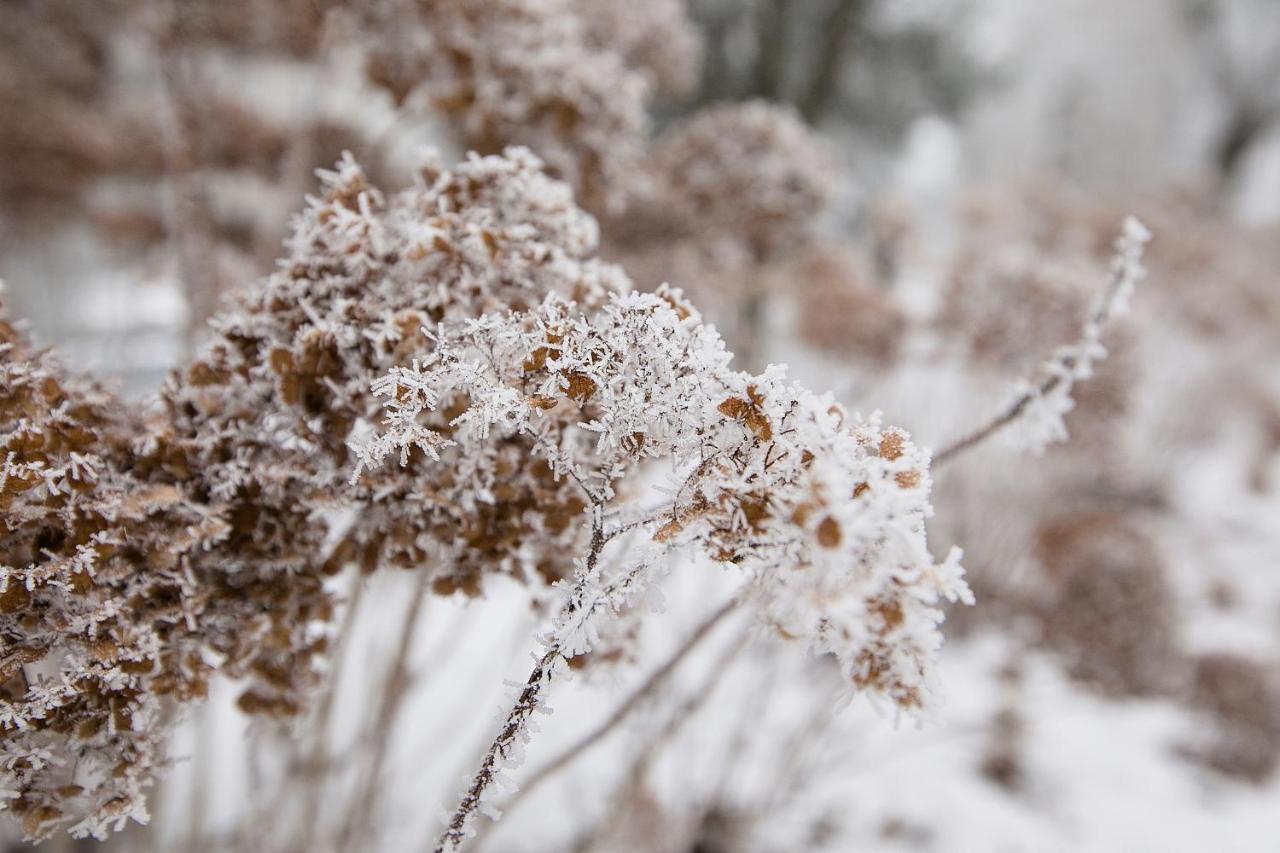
[566,0,702,98]
[365,0,655,210]
[2,147,626,839]
[792,244,908,365]
[5,145,971,847]
[0,305,209,840]
[646,101,834,264]
[1034,512,1180,697]
[356,285,969,850]
[1181,653,1280,782]
[357,286,970,710]
[157,147,627,701]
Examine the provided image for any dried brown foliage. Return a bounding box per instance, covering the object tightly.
[364,0,673,210]
[792,244,908,365]
[644,101,833,265]
[0,148,625,839]
[1034,513,1181,697]
[1183,653,1280,783]
[938,235,1138,457]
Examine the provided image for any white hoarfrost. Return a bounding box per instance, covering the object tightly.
[355,286,972,849]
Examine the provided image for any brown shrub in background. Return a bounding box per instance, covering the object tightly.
[792,244,907,367]
[1034,513,1181,697]
[1183,653,1280,783]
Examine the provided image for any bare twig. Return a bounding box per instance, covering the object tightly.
[569,630,750,853]
[474,594,741,843]
[292,573,369,853]
[934,217,1151,468]
[432,510,616,852]
[434,646,560,851]
[752,0,790,100]
[151,6,222,350]
[340,568,432,852]
[799,0,866,123]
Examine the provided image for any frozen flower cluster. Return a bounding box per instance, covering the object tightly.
[935,216,1150,465]
[792,243,908,365]
[365,0,700,210]
[601,102,835,363]
[1,147,627,840]
[3,146,969,845]
[358,287,970,707]
[355,285,970,849]
[158,147,627,714]
[0,308,202,840]
[645,101,833,264]
[1034,512,1179,697]
[566,0,701,98]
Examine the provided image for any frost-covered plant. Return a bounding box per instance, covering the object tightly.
[1033,512,1180,697]
[566,0,702,98]
[920,212,1153,651]
[1183,652,1280,782]
[603,102,835,367]
[1,144,975,847]
[644,101,833,265]
[157,147,629,714]
[792,243,908,366]
[0,0,139,228]
[935,216,1150,462]
[1,148,629,841]
[354,286,971,850]
[0,307,203,839]
[364,0,688,210]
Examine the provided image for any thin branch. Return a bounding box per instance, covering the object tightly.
[292,573,369,853]
[339,568,432,853]
[432,511,612,853]
[433,647,561,853]
[799,0,866,123]
[568,630,750,853]
[752,0,791,100]
[933,217,1151,468]
[150,7,222,350]
[476,594,741,840]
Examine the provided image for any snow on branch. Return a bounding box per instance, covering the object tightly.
[934,216,1152,466]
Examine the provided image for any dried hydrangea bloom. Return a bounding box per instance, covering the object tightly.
[644,101,833,264]
[0,306,218,840]
[1184,653,1280,782]
[791,244,909,365]
[158,147,627,707]
[567,0,701,97]
[157,0,340,58]
[5,145,970,846]
[602,103,834,363]
[0,1,319,227]
[940,249,1099,371]
[936,229,1143,458]
[960,182,1280,347]
[356,287,971,848]
[0,0,140,226]
[2,148,627,840]
[365,0,651,210]
[0,0,395,352]
[1034,512,1180,697]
